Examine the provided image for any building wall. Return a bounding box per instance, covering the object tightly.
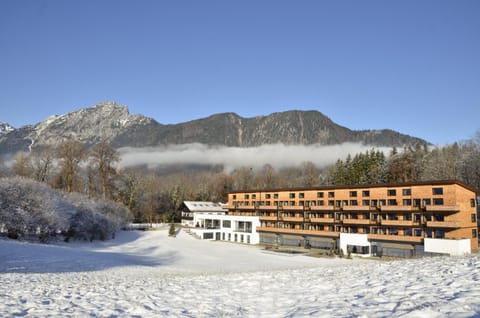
[424,238,471,256]
[227,181,478,255]
[189,214,261,245]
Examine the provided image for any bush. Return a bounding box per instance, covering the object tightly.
[0,177,132,243]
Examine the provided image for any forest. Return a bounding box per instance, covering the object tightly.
[1,131,479,229]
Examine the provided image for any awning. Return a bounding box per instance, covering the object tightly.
[380,242,414,250]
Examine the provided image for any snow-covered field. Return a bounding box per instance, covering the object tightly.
[1,229,480,317]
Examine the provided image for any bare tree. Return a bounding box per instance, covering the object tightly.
[89,142,119,199]
[12,152,32,177]
[56,140,86,192]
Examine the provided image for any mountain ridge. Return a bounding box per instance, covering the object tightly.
[0,101,428,155]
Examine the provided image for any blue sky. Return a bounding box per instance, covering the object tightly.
[1,0,479,145]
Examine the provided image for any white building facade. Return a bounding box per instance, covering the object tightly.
[180,201,260,245]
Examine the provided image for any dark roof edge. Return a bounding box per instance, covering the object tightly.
[229,180,478,195]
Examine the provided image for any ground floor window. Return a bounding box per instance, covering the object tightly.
[347,245,369,255]
[203,232,214,239]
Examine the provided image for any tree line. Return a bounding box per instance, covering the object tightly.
[1,132,479,225]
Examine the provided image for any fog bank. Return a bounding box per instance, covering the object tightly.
[118,143,391,172]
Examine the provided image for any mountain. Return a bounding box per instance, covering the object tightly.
[0,101,427,156]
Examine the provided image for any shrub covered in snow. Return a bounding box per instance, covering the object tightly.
[0,177,132,242]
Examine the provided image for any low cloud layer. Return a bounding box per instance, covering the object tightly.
[118,143,392,172]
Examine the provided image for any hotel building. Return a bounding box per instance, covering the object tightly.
[226,181,478,257]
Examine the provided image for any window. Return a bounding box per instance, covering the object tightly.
[414,229,422,237]
[413,199,421,207]
[405,228,412,236]
[232,195,237,199]
[472,214,477,223]
[274,193,279,199]
[422,198,431,206]
[342,200,349,206]
[433,198,444,205]
[252,194,256,199]
[265,194,271,199]
[371,199,378,207]
[350,200,358,206]
[289,193,295,199]
[471,199,476,207]
[403,199,412,206]
[402,189,412,196]
[362,190,370,197]
[299,193,305,199]
[350,191,357,197]
[328,200,334,206]
[387,189,396,196]
[434,230,445,238]
[473,229,478,238]
[318,200,325,206]
[362,200,370,206]
[432,187,443,195]
[317,192,324,198]
[335,200,341,207]
[203,232,214,239]
[388,199,397,206]
[222,220,231,228]
[328,191,335,198]
[244,194,249,199]
[379,200,386,206]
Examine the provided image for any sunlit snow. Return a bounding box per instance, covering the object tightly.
[1,229,480,317]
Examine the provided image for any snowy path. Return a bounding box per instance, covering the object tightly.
[1,230,480,317]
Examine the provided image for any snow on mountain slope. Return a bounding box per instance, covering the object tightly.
[0,122,14,135]
[1,230,480,317]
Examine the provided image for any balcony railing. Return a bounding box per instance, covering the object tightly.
[379,206,413,212]
[425,205,460,212]
[342,206,371,211]
[256,226,340,237]
[342,218,372,225]
[380,219,414,226]
[281,205,305,211]
[258,215,278,221]
[257,206,279,211]
[281,216,304,222]
[309,217,335,224]
[310,206,335,211]
[368,234,424,243]
[426,221,461,228]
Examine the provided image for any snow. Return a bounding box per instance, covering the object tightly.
[1,229,480,317]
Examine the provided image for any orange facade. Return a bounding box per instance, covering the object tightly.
[227,181,479,252]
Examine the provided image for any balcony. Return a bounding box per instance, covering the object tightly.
[342,218,372,225]
[256,227,340,237]
[425,205,460,213]
[379,205,413,212]
[310,205,335,211]
[257,206,278,211]
[342,206,371,211]
[281,205,305,211]
[309,217,335,224]
[368,234,423,243]
[426,221,461,228]
[258,215,278,221]
[281,216,305,222]
[380,219,414,226]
